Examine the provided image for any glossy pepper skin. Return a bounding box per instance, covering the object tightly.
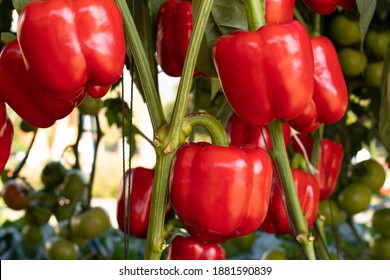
[226,112,291,150]
[156,0,200,77]
[265,0,295,23]
[303,0,357,15]
[116,167,154,239]
[170,142,272,243]
[261,168,320,235]
[0,105,13,174]
[17,0,125,101]
[289,36,348,133]
[0,40,85,128]
[167,234,226,260]
[213,20,314,127]
[292,134,344,200]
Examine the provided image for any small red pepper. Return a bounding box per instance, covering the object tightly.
[303,0,357,15]
[292,134,344,200]
[226,112,291,150]
[170,142,272,243]
[156,0,200,77]
[17,0,125,100]
[0,40,85,128]
[213,20,314,126]
[261,168,320,235]
[265,0,296,23]
[167,234,226,260]
[116,167,154,239]
[0,107,13,174]
[289,36,348,133]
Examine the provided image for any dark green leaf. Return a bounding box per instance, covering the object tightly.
[211,0,248,34]
[356,0,377,43]
[12,0,30,13]
[0,32,15,44]
[379,43,390,157]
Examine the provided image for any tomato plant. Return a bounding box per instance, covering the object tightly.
[372,208,390,237]
[337,182,372,215]
[71,207,111,239]
[329,15,360,46]
[45,236,79,260]
[351,159,386,193]
[1,179,30,210]
[338,48,368,77]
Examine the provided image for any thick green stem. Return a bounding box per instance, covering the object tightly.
[115,0,165,131]
[268,121,316,260]
[164,0,214,153]
[244,0,266,31]
[144,152,174,260]
[184,113,229,147]
[310,125,324,169]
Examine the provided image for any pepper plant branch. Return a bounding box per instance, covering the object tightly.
[313,217,330,260]
[115,0,166,131]
[163,0,215,153]
[184,112,229,147]
[244,0,316,260]
[144,151,174,260]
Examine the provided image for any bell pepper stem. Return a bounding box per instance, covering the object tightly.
[268,120,316,260]
[115,0,166,131]
[144,151,175,260]
[244,0,266,31]
[183,112,229,147]
[163,0,215,153]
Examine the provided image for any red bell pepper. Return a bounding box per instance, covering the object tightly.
[0,110,13,174]
[212,20,314,127]
[226,112,291,150]
[116,167,154,239]
[261,168,320,235]
[167,234,226,260]
[292,134,344,200]
[156,0,200,77]
[17,0,125,100]
[0,40,85,128]
[303,0,357,15]
[170,142,272,243]
[265,0,295,23]
[289,36,348,133]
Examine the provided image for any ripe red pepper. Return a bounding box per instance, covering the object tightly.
[292,134,344,200]
[156,0,200,77]
[167,234,226,260]
[0,40,85,128]
[170,142,272,243]
[0,104,13,174]
[226,112,291,150]
[116,167,154,239]
[261,168,320,235]
[212,20,314,126]
[17,0,125,101]
[289,36,348,133]
[303,0,357,15]
[265,0,295,23]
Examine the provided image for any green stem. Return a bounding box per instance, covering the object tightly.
[293,7,308,29]
[313,218,330,260]
[164,0,214,153]
[144,151,174,260]
[184,112,229,147]
[11,130,37,179]
[244,0,266,31]
[310,125,324,169]
[312,13,321,37]
[268,121,316,260]
[115,0,165,131]
[72,114,84,170]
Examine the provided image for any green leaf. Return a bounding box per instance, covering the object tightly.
[356,0,377,43]
[379,44,390,158]
[0,32,15,44]
[12,0,30,13]
[211,0,248,34]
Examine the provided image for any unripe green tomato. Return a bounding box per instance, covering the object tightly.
[351,159,386,193]
[337,183,372,215]
[78,95,102,115]
[41,161,67,190]
[318,200,344,227]
[372,208,390,237]
[21,224,44,245]
[45,236,79,260]
[366,30,390,58]
[261,249,288,260]
[229,231,257,252]
[338,48,367,77]
[61,169,87,201]
[370,236,390,260]
[364,62,384,88]
[330,15,361,46]
[71,207,111,239]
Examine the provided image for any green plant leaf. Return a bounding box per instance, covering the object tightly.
[0,32,15,44]
[356,0,377,43]
[211,0,248,34]
[12,0,30,13]
[379,44,390,159]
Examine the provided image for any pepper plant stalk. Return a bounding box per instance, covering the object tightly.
[243,0,316,259]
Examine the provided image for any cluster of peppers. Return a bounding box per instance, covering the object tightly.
[0,0,125,176]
